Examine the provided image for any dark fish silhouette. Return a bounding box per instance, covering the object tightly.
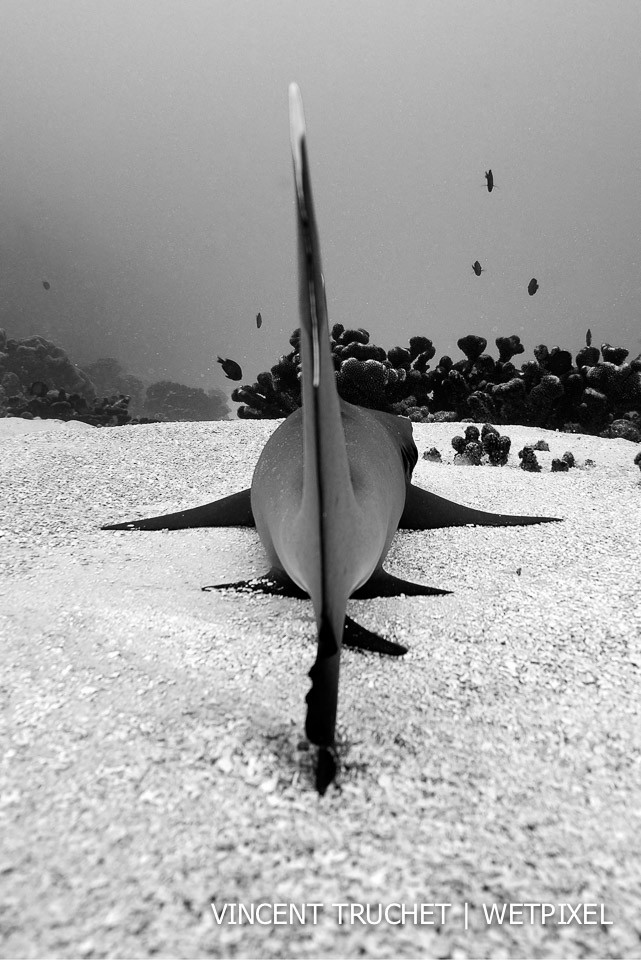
[586,328,592,347]
[103,84,561,794]
[485,169,494,192]
[29,380,49,397]
[472,260,484,276]
[528,278,539,296]
[256,312,262,329]
[217,357,243,381]
[42,280,51,290]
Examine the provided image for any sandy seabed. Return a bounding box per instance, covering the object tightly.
[1,416,641,959]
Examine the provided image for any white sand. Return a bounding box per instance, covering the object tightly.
[1,417,641,959]
[0,415,96,434]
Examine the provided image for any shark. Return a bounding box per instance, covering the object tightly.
[103,83,560,793]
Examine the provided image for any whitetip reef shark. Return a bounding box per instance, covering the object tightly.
[103,84,560,793]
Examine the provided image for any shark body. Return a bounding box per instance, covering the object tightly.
[104,84,559,791]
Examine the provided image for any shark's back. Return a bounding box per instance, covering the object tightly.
[250,399,417,597]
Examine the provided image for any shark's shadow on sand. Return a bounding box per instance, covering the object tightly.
[103,84,560,792]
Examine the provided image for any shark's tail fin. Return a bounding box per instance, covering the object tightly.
[289,83,356,793]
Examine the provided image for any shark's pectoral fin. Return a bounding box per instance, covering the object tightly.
[400,482,562,529]
[102,488,255,531]
[343,615,408,656]
[202,567,308,598]
[351,568,450,598]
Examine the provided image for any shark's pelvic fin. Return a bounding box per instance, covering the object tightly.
[101,489,254,531]
[351,568,451,598]
[400,482,562,529]
[343,616,407,656]
[201,576,409,656]
[202,568,307,598]
[202,566,450,600]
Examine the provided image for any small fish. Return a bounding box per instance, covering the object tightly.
[472,260,484,276]
[29,380,49,397]
[485,169,494,193]
[256,312,262,329]
[586,328,592,347]
[42,280,51,290]
[217,356,243,381]
[528,278,539,296]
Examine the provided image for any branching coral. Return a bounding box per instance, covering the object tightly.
[495,335,525,364]
[450,423,511,466]
[481,423,512,465]
[551,452,576,471]
[336,358,395,410]
[518,446,542,472]
[5,321,637,439]
[221,321,641,439]
[422,447,442,461]
[458,335,487,365]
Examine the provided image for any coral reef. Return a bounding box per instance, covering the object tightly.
[231,326,641,442]
[2,382,159,426]
[82,358,230,421]
[518,446,542,472]
[428,430,579,472]
[2,377,230,427]
[480,423,512,466]
[450,423,511,466]
[5,324,638,439]
[0,329,95,410]
[452,425,482,465]
[422,447,442,462]
[82,358,146,411]
[521,445,576,473]
[143,381,231,422]
[0,332,230,425]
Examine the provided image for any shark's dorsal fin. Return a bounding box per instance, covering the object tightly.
[289,82,359,791]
